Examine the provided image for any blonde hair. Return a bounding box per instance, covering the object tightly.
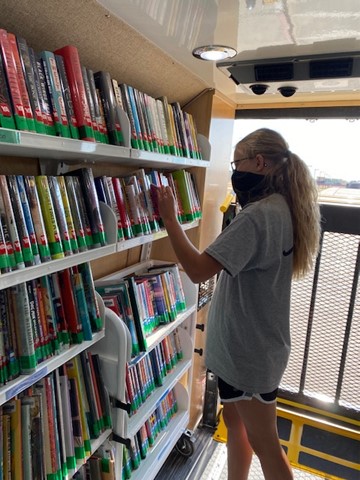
[237,128,321,279]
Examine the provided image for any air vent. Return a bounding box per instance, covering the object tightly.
[309,58,353,79]
[255,62,293,82]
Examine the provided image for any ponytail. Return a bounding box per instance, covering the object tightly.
[237,128,321,278]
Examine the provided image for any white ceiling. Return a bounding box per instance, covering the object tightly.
[96,0,360,106]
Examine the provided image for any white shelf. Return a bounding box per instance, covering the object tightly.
[144,305,196,352]
[0,127,210,170]
[68,428,113,477]
[0,244,116,290]
[0,330,105,405]
[127,358,192,438]
[129,410,189,480]
[116,220,199,252]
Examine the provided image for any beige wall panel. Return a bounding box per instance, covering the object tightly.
[0,0,207,106]
[0,157,39,175]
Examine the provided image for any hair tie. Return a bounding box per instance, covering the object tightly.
[284,150,291,160]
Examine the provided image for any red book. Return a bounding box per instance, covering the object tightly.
[0,29,28,130]
[53,45,95,142]
[111,177,133,239]
[8,33,36,132]
[58,268,83,343]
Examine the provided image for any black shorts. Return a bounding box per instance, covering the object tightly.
[218,376,278,404]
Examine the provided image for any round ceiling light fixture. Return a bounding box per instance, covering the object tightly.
[192,45,237,61]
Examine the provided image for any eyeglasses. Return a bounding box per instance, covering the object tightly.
[231,157,251,171]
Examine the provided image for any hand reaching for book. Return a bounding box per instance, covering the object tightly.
[155,185,178,224]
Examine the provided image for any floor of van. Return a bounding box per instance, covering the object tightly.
[154,425,325,480]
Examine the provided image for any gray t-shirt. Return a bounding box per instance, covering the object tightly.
[205,193,293,393]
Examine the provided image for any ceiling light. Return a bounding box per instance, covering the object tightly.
[192,45,237,61]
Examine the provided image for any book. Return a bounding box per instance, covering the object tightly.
[119,83,142,149]
[72,265,93,340]
[157,96,177,155]
[10,282,37,373]
[48,273,70,348]
[0,47,15,130]
[127,84,148,150]
[53,368,68,479]
[40,275,60,355]
[0,174,25,269]
[82,66,100,142]
[66,168,107,247]
[3,399,22,480]
[53,45,95,141]
[0,29,28,131]
[7,175,35,266]
[16,36,46,134]
[94,70,124,146]
[16,175,41,265]
[58,365,77,471]
[21,396,34,479]
[64,175,88,252]
[35,175,65,260]
[58,268,83,343]
[0,215,11,273]
[56,175,79,254]
[111,176,133,240]
[8,32,36,132]
[48,175,73,256]
[78,262,103,331]
[132,87,151,151]
[23,175,52,262]
[25,280,42,363]
[95,175,124,241]
[33,50,56,136]
[55,54,79,140]
[88,68,105,143]
[40,50,71,138]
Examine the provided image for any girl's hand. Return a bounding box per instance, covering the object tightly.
[155,185,178,223]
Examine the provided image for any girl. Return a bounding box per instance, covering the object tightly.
[156,128,321,480]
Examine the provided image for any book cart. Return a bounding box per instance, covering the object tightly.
[0,113,210,479]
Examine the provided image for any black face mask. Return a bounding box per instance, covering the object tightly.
[231,171,267,207]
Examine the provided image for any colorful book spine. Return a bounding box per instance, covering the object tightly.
[55,54,79,140]
[82,66,100,142]
[58,268,83,343]
[56,175,79,254]
[64,176,88,252]
[16,36,46,134]
[15,175,41,265]
[94,70,124,146]
[111,177,133,240]
[119,83,142,149]
[72,266,93,341]
[78,262,102,331]
[48,175,73,256]
[40,50,71,138]
[7,175,35,266]
[0,29,28,130]
[0,48,15,129]
[87,68,105,143]
[8,32,36,132]
[67,168,106,247]
[23,175,52,262]
[0,175,25,269]
[53,45,95,142]
[33,50,56,136]
[35,175,64,260]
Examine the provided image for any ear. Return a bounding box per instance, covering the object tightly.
[255,154,266,172]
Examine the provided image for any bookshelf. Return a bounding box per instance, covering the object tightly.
[0,6,215,477]
[93,259,198,480]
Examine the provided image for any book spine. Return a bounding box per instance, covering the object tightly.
[53,45,95,142]
[126,84,146,150]
[111,177,133,239]
[8,32,36,131]
[94,71,124,146]
[33,51,56,135]
[15,175,41,265]
[0,216,10,273]
[40,275,60,354]
[87,69,105,143]
[119,82,140,149]
[100,175,124,241]
[35,175,64,259]
[63,176,88,252]
[55,54,79,140]
[16,36,46,134]
[0,175,25,269]
[0,29,28,130]
[23,175,52,262]
[25,280,42,363]
[78,262,102,331]
[72,266,93,340]
[40,50,71,138]
[82,66,100,142]
[48,273,70,347]
[48,175,73,256]
[7,175,35,266]
[0,48,15,130]
[58,368,76,471]
[58,268,83,343]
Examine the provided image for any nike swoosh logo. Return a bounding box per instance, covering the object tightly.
[283,246,294,256]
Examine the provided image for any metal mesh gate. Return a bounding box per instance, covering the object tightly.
[280,203,360,419]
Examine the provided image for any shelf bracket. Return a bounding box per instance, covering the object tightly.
[110,396,131,414]
[39,158,70,176]
[111,433,131,450]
